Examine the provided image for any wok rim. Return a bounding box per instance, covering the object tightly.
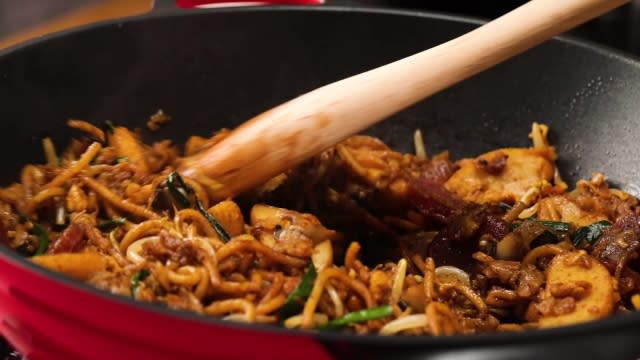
[1,4,640,349]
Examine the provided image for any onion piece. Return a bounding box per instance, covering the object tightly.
[379,314,429,335]
[311,239,333,271]
[435,266,470,287]
[518,202,539,219]
[390,258,408,305]
[414,129,427,159]
[324,283,344,318]
[126,236,159,264]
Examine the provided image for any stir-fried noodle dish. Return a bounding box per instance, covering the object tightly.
[3,118,640,335]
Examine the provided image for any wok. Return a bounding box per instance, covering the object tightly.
[1,5,640,360]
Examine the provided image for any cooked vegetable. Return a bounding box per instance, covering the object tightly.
[98,218,127,232]
[511,219,570,232]
[166,171,230,242]
[195,199,231,242]
[280,263,317,320]
[31,223,50,256]
[320,305,393,330]
[7,120,640,337]
[130,269,150,298]
[571,220,612,246]
[166,171,191,209]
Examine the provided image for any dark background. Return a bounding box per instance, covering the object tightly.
[326,0,640,56]
[1,1,639,57]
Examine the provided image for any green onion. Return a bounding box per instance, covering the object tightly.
[166,171,230,242]
[319,305,393,330]
[104,120,116,134]
[31,223,50,255]
[279,263,317,321]
[98,217,127,232]
[115,156,128,164]
[572,220,612,246]
[130,269,150,298]
[166,171,192,209]
[511,219,570,232]
[195,199,230,242]
[535,220,570,232]
[498,202,513,211]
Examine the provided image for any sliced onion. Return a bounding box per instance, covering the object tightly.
[413,129,427,159]
[324,283,344,318]
[311,239,333,272]
[379,314,429,335]
[390,258,408,305]
[435,266,470,287]
[125,236,159,264]
[518,202,539,219]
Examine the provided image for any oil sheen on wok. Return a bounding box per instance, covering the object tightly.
[2,118,639,336]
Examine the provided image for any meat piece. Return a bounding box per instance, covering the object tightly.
[474,151,508,175]
[143,230,200,266]
[486,289,524,307]
[444,147,557,204]
[250,204,336,258]
[337,135,456,198]
[514,264,545,298]
[47,223,85,254]
[592,212,640,277]
[533,251,616,328]
[409,179,465,223]
[481,214,509,242]
[477,254,545,303]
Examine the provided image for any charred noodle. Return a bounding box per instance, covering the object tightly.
[2,120,640,335]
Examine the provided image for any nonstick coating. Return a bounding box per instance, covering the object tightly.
[1,6,640,360]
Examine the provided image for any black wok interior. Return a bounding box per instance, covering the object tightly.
[2,7,640,359]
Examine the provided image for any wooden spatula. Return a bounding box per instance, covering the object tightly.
[179,0,630,199]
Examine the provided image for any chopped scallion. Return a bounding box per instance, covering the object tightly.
[166,171,192,209]
[31,223,50,256]
[98,217,127,232]
[511,219,570,232]
[572,220,612,246]
[195,199,230,242]
[319,305,393,330]
[166,171,230,242]
[130,269,150,298]
[535,220,570,232]
[279,263,317,321]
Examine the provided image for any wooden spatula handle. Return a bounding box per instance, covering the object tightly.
[179,0,630,199]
